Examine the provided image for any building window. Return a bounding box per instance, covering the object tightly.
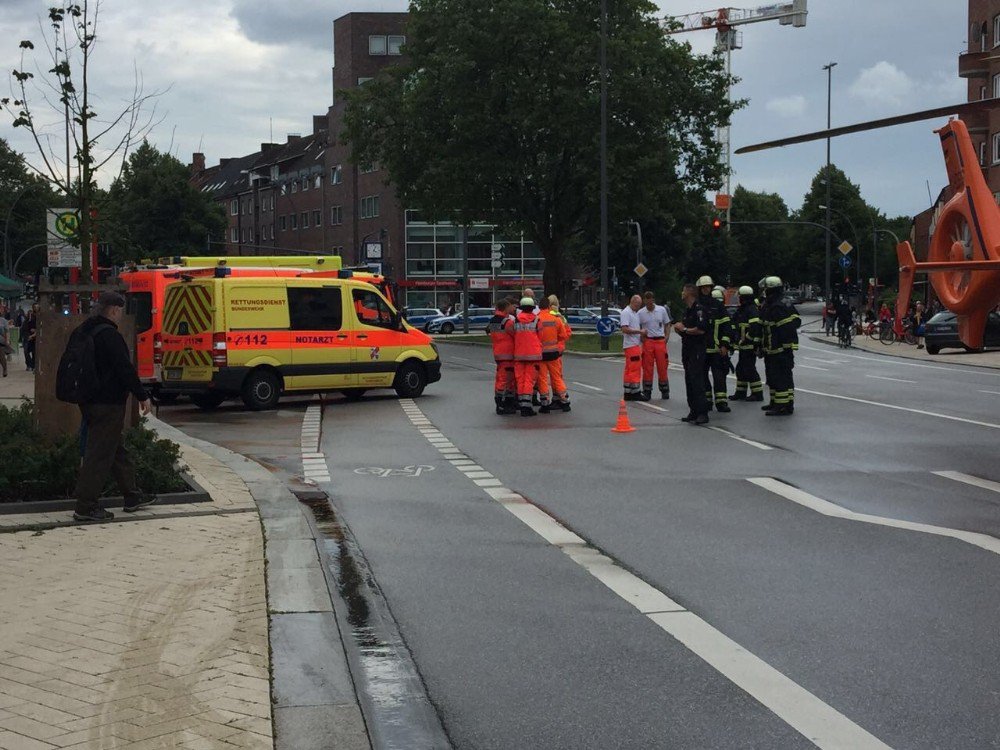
[313,210,321,227]
[995,192,1000,205]
[981,140,987,166]
[388,35,405,55]
[982,85,988,101]
[280,215,287,231]
[301,212,309,229]
[994,15,1000,47]
[331,165,342,185]
[369,35,387,55]
[993,73,1000,99]
[291,214,298,230]
[270,195,275,210]
[280,184,288,196]
[331,206,343,226]
[360,195,380,219]
[358,77,373,86]
[314,174,322,190]
[992,132,1000,163]
[291,182,298,194]
[270,165,279,180]
[302,177,309,192]
[360,163,376,174]
[230,199,238,216]
[230,227,237,242]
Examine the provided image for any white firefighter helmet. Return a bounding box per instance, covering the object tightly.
[696,275,713,287]
[764,276,783,289]
[711,289,724,300]
[738,285,754,296]
[519,296,534,307]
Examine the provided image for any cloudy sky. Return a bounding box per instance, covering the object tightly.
[0,0,967,218]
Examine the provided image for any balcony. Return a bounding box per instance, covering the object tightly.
[964,109,989,136]
[959,49,990,79]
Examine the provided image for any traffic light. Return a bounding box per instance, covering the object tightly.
[711,217,723,231]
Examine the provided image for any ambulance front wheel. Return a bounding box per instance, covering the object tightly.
[242,369,281,411]
[394,361,427,398]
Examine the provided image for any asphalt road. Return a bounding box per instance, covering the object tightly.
[162,323,1000,749]
[313,331,1000,750]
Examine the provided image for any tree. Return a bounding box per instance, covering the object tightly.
[1,2,161,280]
[0,139,59,275]
[727,185,795,286]
[102,142,226,263]
[342,0,738,296]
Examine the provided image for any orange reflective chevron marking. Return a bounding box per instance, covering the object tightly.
[164,286,213,334]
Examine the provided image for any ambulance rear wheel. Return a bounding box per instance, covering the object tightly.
[191,393,226,411]
[242,370,281,411]
[394,361,427,398]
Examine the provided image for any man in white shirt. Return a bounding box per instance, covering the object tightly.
[637,291,671,400]
[619,295,644,401]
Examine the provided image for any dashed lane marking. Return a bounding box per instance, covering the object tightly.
[397,399,891,749]
[572,381,604,392]
[799,343,1000,378]
[978,390,1000,395]
[795,388,1000,431]
[866,374,918,384]
[705,426,773,451]
[804,357,846,365]
[797,364,829,371]
[749,477,1000,557]
[932,471,1000,497]
[636,402,669,413]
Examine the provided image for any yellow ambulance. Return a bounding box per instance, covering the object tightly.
[160,270,441,410]
[157,255,343,271]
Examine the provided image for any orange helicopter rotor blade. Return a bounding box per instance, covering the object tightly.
[735,99,999,155]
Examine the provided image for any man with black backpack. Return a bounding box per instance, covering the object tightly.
[59,291,153,523]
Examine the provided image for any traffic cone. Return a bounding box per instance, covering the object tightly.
[611,399,636,433]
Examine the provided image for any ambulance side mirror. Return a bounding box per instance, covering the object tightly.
[391,311,403,330]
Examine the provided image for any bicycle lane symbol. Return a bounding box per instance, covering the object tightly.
[353,465,436,478]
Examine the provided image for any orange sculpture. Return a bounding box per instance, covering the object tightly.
[896,118,1000,350]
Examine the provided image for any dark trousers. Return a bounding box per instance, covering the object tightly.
[74,403,139,512]
[683,350,708,416]
[767,351,795,405]
[23,340,35,369]
[703,353,729,405]
[735,349,762,394]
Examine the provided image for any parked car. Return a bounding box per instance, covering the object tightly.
[426,307,496,334]
[403,307,446,330]
[924,310,1000,354]
[565,307,619,331]
[585,306,622,323]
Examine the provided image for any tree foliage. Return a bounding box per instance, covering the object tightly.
[102,142,226,263]
[342,0,739,295]
[0,139,59,274]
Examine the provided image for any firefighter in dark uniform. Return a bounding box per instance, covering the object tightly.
[696,277,733,413]
[730,285,764,402]
[761,276,800,416]
[674,283,710,425]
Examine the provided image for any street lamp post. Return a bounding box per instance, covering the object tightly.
[818,203,860,285]
[626,220,643,292]
[822,61,837,301]
[599,0,609,350]
[2,183,44,278]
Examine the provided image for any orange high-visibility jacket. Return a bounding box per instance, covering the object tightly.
[487,313,515,360]
[513,310,542,361]
[537,310,568,360]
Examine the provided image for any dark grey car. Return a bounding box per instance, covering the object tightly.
[924,310,1000,354]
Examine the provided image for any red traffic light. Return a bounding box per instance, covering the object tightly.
[711,217,722,230]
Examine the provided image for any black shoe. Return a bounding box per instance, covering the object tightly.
[558,402,571,412]
[730,392,745,401]
[123,495,156,513]
[640,392,652,402]
[496,404,505,415]
[681,413,696,422]
[660,390,669,400]
[694,414,709,425]
[520,407,536,417]
[747,393,764,402]
[705,401,714,412]
[73,507,115,523]
[715,403,731,413]
[623,393,639,401]
[760,402,774,411]
[539,405,551,414]
[765,405,793,416]
[531,394,540,406]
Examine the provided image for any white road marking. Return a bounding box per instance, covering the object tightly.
[301,404,330,486]
[933,471,1000,496]
[797,364,829,371]
[450,355,470,362]
[748,477,1000,557]
[978,390,1000,395]
[804,357,845,365]
[796,387,1000,431]
[865,374,917,384]
[636,402,668,413]
[572,381,604,392]
[799,343,1000,377]
[705,427,773,451]
[398,400,891,749]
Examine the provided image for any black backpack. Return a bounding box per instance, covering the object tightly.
[56,323,112,404]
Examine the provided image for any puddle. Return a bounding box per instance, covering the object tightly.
[298,493,451,750]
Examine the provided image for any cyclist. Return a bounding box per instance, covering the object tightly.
[836,297,853,347]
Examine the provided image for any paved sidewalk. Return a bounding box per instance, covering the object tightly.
[0,437,273,747]
[805,329,1000,369]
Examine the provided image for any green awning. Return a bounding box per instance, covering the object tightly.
[0,275,22,296]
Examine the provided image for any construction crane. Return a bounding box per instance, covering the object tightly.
[662,1,808,223]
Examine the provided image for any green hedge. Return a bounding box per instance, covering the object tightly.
[0,401,187,502]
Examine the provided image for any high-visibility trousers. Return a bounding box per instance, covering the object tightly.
[623,346,642,396]
[494,360,515,399]
[540,357,569,403]
[641,338,668,394]
[515,361,541,408]
[767,350,795,405]
[704,352,729,406]
[734,349,762,395]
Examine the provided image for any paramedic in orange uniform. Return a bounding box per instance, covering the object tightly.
[513,296,543,417]
[536,296,571,412]
[620,294,644,400]
[487,298,516,415]
[638,291,671,400]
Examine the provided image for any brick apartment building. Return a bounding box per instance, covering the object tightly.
[189,12,545,311]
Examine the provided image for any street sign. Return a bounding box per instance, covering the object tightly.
[364,241,383,260]
[634,263,648,278]
[839,255,853,269]
[838,240,853,256]
[596,317,616,336]
[469,277,489,290]
[46,208,82,267]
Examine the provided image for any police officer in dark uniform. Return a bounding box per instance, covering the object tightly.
[761,276,800,416]
[674,283,710,425]
[730,285,764,402]
[696,277,733,413]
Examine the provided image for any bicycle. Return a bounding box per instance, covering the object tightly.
[861,320,882,341]
[837,321,853,348]
[879,317,918,346]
